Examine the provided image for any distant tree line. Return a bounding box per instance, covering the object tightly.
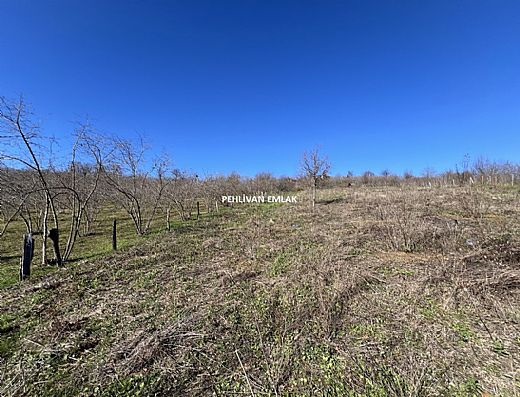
[326,158,520,189]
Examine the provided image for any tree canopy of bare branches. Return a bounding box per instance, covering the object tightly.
[300,148,330,210]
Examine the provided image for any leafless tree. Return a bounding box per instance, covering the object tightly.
[300,148,330,210]
[164,170,199,225]
[250,172,276,195]
[103,136,170,235]
[199,175,226,213]
[0,167,39,235]
[0,96,59,264]
[54,123,105,260]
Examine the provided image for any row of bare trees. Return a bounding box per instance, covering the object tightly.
[1,96,298,265]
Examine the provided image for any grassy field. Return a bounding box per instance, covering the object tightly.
[0,206,185,289]
[0,186,519,396]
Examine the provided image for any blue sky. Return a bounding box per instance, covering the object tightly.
[1,0,519,176]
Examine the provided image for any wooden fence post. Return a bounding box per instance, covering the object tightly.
[48,228,62,266]
[112,219,117,251]
[196,201,200,220]
[20,233,34,281]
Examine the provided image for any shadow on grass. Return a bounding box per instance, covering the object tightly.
[321,197,347,205]
[0,255,18,261]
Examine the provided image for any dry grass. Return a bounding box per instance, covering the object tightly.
[0,186,519,396]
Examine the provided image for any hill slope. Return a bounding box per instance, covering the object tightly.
[1,187,519,396]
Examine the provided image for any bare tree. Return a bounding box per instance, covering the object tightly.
[422,167,436,187]
[164,170,198,225]
[250,172,276,195]
[55,123,105,260]
[300,148,330,210]
[0,96,59,264]
[361,170,374,185]
[199,175,226,213]
[103,136,170,235]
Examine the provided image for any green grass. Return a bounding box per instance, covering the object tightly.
[0,206,213,289]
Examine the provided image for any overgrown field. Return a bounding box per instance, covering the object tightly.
[1,186,519,396]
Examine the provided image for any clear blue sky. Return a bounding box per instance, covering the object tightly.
[1,0,519,176]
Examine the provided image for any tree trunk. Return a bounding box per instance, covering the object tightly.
[166,208,171,231]
[48,228,62,266]
[312,179,317,210]
[42,196,49,265]
[84,215,91,236]
[20,233,34,281]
